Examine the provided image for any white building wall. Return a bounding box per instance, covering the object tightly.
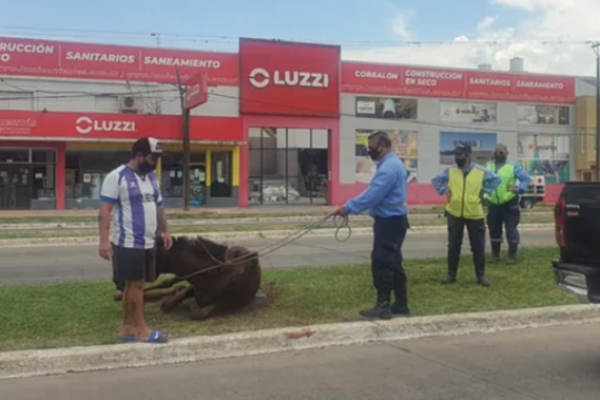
[0,77,239,116]
[340,92,576,185]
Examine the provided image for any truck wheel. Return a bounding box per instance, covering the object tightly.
[521,198,535,209]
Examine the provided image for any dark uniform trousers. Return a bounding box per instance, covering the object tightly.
[371,215,409,306]
[486,195,520,256]
[447,214,486,278]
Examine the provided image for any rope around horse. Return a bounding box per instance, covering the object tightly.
[173,212,352,281]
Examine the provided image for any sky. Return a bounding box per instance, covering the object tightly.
[1,0,598,76]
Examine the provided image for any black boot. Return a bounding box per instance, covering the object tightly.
[508,244,518,265]
[442,274,457,285]
[360,289,392,320]
[391,274,410,317]
[477,275,491,287]
[491,242,501,263]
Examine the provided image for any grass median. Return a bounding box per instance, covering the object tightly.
[0,214,553,240]
[0,247,577,353]
[0,205,552,225]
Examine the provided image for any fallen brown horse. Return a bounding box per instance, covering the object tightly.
[137,235,262,321]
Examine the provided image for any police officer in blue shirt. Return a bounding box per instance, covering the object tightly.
[334,131,410,320]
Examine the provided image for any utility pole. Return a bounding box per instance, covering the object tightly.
[176,68,191,211]
[593,42,600,180]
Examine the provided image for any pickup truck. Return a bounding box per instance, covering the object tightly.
[552,181,600,303]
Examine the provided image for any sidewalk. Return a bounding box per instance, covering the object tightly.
[0,205,444,218]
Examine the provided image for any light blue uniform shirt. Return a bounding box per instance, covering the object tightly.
[431,162,502,196]
[344,152,408,218]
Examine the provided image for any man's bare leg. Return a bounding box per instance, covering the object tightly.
[119,280,138,338]
[125,280,153,340]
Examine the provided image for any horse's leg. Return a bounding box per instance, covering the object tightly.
[144,286,179,302]
[144,276,181,292]
[189,303,217,321]
[160,285,195,313]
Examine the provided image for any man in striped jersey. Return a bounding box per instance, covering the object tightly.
[98,137,172,344]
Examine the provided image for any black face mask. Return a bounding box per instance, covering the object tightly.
[455,157,467,168]
[495,155,507,163]
[139,161,156,174]
[368,147,382,161]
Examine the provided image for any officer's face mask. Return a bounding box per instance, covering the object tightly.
[368,145,382,161]
[455,156,467,168]
[494,152,507,163]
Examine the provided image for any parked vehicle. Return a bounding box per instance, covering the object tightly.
[552,181,600,303]
[520,175,546,209]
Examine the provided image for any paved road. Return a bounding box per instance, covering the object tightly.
[2,322,599,399]
[0,228,554,286]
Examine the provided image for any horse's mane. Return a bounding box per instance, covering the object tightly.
[156,235,229,262]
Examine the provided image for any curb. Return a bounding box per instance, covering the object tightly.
[0,223,554,248]
[0,304,597,380]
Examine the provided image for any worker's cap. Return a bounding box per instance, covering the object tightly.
[132,137,163,156]
[453,142,472,155]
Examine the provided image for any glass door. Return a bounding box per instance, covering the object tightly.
[0,166,9,209]
[0,165,32,210]
[189,163,206,207]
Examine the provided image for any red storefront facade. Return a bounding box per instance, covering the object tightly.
[0,35,578,210]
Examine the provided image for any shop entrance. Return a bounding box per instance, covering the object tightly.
[249,127,329,205]
[0,165,33,210]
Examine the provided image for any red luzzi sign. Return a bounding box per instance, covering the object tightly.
[185,71,209,110]
[0,110,243,142]
[239,38,341,117]
[0,36,239,86]
[341,62,576,104]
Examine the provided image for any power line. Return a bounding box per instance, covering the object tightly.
[0,25,595,48]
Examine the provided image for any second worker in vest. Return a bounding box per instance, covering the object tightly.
[431,143,502,287]
[485,144,531,264]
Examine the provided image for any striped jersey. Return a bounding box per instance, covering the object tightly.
[99,165,164,249]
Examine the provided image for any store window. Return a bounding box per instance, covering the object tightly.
[0,147,56,210]
[161,151,206,204]
[517,134,570,184]
[65,150,130,200]
[210,151,233,198]
[249,127,328,205]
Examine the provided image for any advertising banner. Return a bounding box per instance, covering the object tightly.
[0,36,238,85]
[355,96,417,119]
[0,110,243,142]
[439,132,497,167]
[517,104,570,125]
[239,38,341,117]
[341,62,575,104]
[355,129,418,184]
[517,134,570,183]
[439,101,497,123]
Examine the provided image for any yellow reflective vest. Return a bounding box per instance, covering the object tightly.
[446,166,485,220]
[485,162,517,205]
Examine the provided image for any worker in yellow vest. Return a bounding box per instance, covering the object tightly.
[485,144,531,264]
[431,143,502,287]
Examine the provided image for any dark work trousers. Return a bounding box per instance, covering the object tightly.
[447,214,486,278]
[371,215,409,305]
[486,195,520,255]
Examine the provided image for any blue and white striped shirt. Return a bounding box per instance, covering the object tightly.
[100,165,163,249]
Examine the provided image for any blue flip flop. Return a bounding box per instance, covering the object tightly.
[118,334,137,342]
[140,330,169,344]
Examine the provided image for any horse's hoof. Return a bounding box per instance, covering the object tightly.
[189,304,215,321]
[161,300,176,313]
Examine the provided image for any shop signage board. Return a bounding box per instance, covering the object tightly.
[239,37,341,117]
[184,71,209,109]
[0,36,239,85]
[0,110,243,141]
[341,62,576,104]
